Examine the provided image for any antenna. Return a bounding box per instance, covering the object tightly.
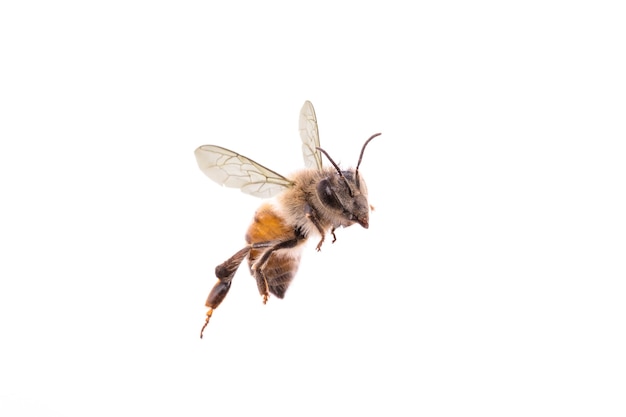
[317,147,343,176]
[355,133,381,187]
[356,133,381,173]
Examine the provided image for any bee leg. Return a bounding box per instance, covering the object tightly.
[304,204,326,251]
[200,246,250,338]
[331,227,337,243]
[258,275,270,305]
[250,263,270,304]
[252,233,305,302]
[314,237,325,252]
[248,241,275,303]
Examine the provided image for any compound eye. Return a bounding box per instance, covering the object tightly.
[317,179,343,210]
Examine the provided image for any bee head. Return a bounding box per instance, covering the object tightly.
[316,133,380,229]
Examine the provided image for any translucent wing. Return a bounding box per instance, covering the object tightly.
[195,145,294,198]
[299,100,323,170]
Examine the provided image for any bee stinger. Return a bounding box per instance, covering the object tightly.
[195,101,381,338]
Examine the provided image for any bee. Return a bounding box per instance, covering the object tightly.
[195,101,380,338]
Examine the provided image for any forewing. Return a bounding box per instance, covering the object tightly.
[194,145,293,198]
[299,100,323,170]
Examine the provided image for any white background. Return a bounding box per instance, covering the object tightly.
[1,1,625,416]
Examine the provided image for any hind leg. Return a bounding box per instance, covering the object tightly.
[200,246,250,338]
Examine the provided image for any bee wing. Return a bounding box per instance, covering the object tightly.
[299,100,323,171]
[195,145,294,198]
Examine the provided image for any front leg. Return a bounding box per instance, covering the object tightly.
[304,203,326,251]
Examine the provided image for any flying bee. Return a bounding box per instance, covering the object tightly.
[195,101,380,338]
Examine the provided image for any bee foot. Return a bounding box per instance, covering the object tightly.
[200,308,214,339]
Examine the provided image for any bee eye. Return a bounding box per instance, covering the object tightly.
[317,179,343,210]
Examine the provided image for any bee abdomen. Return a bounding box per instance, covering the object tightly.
[261,250,302,298]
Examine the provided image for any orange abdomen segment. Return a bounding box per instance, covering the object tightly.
[245,202,294,245]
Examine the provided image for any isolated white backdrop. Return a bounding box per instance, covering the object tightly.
[1,1,625,416]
